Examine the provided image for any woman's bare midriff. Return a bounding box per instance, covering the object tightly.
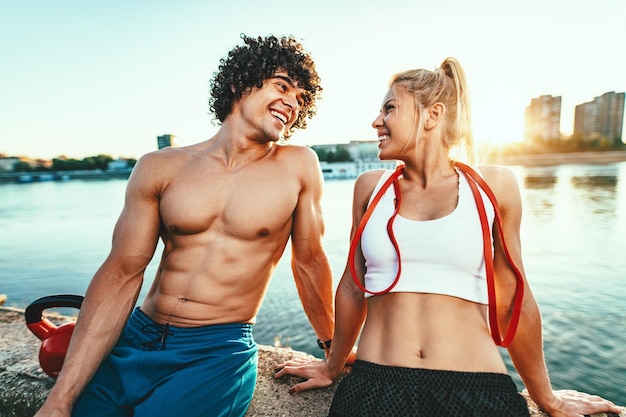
[356,292,508,374]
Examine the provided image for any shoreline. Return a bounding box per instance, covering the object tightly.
[484,150,626,167]
[0,169,131,184]
[1,151,626,184]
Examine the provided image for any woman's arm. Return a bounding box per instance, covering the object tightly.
[483,165,623,417]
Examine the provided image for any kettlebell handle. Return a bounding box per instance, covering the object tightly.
[25,294,84,324]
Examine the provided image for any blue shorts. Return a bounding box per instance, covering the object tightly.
[72,308,258,417]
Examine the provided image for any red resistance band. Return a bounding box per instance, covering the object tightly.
[348,162,524,347]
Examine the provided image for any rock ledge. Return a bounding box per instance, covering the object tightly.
[1,307,623,417]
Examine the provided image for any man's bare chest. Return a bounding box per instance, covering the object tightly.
[159,173,300,238]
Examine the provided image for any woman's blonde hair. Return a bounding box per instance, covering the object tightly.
[389,57,475,164]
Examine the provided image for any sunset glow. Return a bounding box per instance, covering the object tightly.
[1,0,624,159]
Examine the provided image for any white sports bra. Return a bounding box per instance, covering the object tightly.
[360,168,495,303]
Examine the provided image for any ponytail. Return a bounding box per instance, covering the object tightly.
[439,58,475,165]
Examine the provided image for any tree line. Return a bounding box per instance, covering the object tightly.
[310,145,352,162]
[13,154,137,172]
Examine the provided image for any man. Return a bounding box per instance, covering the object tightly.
[35,34,334,417]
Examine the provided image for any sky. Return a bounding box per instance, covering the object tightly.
[1,0,625,160]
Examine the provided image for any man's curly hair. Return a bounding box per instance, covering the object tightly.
[209,34,323,139]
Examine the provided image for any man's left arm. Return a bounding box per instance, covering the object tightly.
[289,148,334,346]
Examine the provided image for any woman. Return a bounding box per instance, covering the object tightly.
[275,58,623,417]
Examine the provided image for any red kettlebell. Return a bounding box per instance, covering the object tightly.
[25,294,84,378]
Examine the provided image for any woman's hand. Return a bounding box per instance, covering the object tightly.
[274,358,335,394]
[538,389,624,417]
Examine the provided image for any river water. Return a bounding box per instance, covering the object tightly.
[1,162,624,404]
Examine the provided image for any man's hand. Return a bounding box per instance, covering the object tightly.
[274,358,335,394]
[538,389,624,417]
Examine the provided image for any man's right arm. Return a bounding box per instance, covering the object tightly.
[35,154,164,416]
[275,171,378,392]
[288,148,334,344]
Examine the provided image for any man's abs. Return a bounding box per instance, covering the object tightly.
[139,268,275,327]
[139,240,286,327]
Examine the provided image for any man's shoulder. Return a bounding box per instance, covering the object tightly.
[141,145,189,161]
[137,146,196,169]
[275,143,317,158]
[130,147,198,187]
[274,144,321,170]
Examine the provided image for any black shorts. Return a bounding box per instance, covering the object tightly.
[328,360,530,417]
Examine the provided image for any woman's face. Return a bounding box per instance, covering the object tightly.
[372,86,422,160]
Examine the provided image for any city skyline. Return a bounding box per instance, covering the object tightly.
[2,0,625,160]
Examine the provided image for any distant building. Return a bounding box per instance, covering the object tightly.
[157,134,176,150]
[524,95,562,143]
[573,91,625,145]
[313,140,387,161]
[312,140,396,179]
[343,140,381,161]
[0,157,19,171]
[107,158,131,172]
[320,161,359,179]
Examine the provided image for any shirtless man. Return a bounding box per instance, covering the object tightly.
[34,34,334,417]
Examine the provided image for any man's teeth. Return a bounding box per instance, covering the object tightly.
[378,135,390,141]
[271,111,287,124]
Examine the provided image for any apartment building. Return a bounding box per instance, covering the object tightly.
[157,134,176,149]
[573,91,625,145]
[524,95,562,143]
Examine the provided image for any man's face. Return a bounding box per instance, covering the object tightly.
[236,70,305,142]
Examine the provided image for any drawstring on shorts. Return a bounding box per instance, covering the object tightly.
[141,322,170,350]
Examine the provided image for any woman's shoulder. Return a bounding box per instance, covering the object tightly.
[355,168,391,190]
[476,164,518,188]
[352,168,395,204]
[476,164,522,211]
